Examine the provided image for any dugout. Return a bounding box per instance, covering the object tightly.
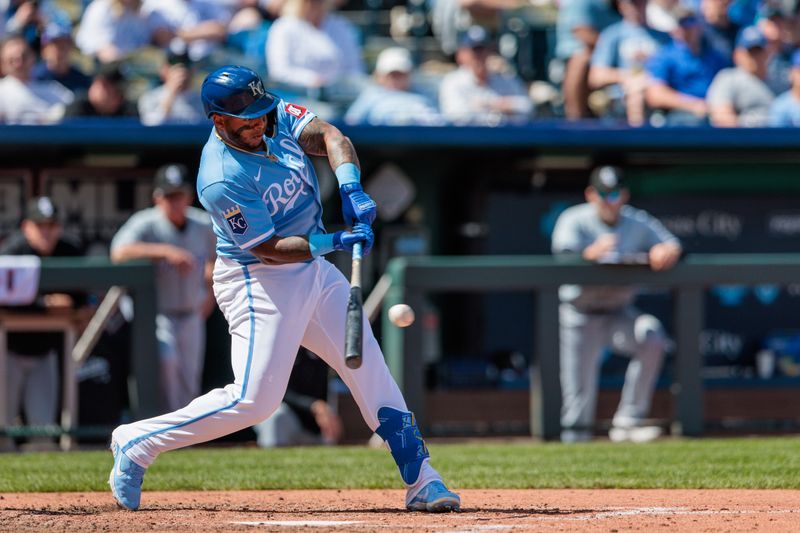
[2,122,800,442]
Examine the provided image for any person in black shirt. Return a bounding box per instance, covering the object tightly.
[63,61,138,119]
[0,196,84,451]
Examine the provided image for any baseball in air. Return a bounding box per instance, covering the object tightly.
[388,304,415,327]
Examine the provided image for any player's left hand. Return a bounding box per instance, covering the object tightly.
[340,183,377,226]
[333,223,374,255]
[354,222,375,255]
[649,242,681,271]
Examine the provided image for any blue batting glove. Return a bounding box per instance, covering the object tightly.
[340,183,377,226]
[333,223,374,255]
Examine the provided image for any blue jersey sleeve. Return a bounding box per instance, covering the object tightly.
[199,179,276,251]
[276,99,317,140]
[570,0,596,29]
[591,25,618,67]
[768,95,791,126]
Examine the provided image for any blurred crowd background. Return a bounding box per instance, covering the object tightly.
[3,0,800,128]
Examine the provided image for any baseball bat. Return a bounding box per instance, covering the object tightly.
[345,242,363,369]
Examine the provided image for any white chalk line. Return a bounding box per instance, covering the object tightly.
[530,506,799,521]
[231,507,799,529]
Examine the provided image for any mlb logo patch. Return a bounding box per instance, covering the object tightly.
[285,103,307,118]
[224,205,248,235]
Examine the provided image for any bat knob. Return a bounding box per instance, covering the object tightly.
[345,355,362,369]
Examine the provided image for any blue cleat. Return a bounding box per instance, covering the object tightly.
[108,440,146,510]
[407,480,461,512]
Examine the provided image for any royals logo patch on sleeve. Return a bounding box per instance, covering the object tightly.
[285,103,307,118]
[224,205,248,235]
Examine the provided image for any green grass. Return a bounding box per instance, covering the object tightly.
[2,437,800,492]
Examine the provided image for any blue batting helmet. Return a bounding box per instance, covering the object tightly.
[201,66,278,119]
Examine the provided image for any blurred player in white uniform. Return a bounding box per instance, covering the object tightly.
[111,165,216,411]
[552,166,681,443]
[108,66,460,513]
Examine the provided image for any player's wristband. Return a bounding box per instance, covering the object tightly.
[334,163,360,186]
[309,232,340,257]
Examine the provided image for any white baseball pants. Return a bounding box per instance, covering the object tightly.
[113,256,440,495]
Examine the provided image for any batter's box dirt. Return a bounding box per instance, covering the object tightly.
[3,489,800,532]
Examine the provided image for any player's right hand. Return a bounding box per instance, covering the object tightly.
[340,183,377,226]
[333,223,374,255]
[583,233,617,262]
[164,246,196,275]
[310,399,343,444]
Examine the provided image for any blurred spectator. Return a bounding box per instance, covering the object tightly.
[727,0,760,27]
[142,0,230,62]
[551,166,680,443]
[769,49,800,125]
[224,0,285,20]
[707,25,774,126]
[589,0,670,126]
[431,0,523,56]
[64,61,139,118]
[759,3,800,95]
[645,9,728,125]
[438,25,532,124]
[265,0,365,90]
[646,0,678,32]
[111,165,216,411]
[700,0,740,58]
[1,0,69,54]
[253,349,343,447]
[0,35,72,124]
[226,1,272,65]
[138,47,203,125]
[344,47,443,126]
[75,0,173,63]
[32,22,92,94]
[0,196,85,452]
[555,0,620,119]
[431,0,473,56]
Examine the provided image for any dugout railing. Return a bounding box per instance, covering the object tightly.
[382,254,800,441]
[0,258,158,446]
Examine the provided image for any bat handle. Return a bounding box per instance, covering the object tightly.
[351,242,362,288]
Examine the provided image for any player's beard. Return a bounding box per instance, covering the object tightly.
[230,125,266,151]
[218,115,268,151]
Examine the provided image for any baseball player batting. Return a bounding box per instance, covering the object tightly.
[108,66,460,513]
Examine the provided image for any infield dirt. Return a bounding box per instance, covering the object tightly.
[3,489,800,532]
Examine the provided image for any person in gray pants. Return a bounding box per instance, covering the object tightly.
[111,165,216,411]
[551,166,682,443]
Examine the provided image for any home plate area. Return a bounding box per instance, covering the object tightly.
[3,489,800,532]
